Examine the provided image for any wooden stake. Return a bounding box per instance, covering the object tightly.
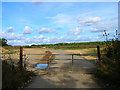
[97,46,101,61]
[20,47,23,69]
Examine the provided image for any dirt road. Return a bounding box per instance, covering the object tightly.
[25,49,103,88]
[48,50,96,73]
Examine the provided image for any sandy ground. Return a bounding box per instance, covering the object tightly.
[2,48,48,70]
[24,73,102,88]
[23,48,47,63]
[25,49,103,88]
[65,48,98,60]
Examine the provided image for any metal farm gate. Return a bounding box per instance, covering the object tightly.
[21,46,101,75]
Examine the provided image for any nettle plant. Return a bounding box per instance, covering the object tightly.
[103,30,120,59]
[102,30,120,76]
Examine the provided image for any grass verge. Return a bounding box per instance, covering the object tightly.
[2,60,36,89]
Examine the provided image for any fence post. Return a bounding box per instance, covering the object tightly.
[20,47,23,69]
[47,54,50,74]
[72,54,74,72]
[97,46,101,61]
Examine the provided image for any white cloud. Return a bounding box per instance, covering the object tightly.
[47,36,75,43]
[67,27,83,35]
[87,17,101,22]
[43,38,50,43]
[1,32,24,40]
[75,36,93,41]
[38,27,60,34]
[39,27,51,34]
[74,35,104,42]
[24,35,47,44]
[90,22,117,32]
[29,43,36,46]
[78,16,101,26]
[38,35,46,39]
[7,40,25,46]
[25,38,31,42]
[59,36,64,39]
[7,26,14,33]
[23,26,33,34]
[0,32,5,38]
[51,14,72,24]
[47,14,76,27]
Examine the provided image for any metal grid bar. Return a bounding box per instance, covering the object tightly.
[24,53,97,56]
[26,58,98,61]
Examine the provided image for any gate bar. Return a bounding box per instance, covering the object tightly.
[24,53,97,56]
[26,59,98,61]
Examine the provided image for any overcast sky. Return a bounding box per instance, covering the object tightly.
[1,2,118,46]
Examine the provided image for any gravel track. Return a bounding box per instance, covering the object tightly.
[25,49,103,88]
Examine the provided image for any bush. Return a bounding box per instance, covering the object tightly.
[24,45,33,48]
[95,30,120,88]
[0,38,8,46]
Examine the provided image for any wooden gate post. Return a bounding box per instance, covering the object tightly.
[97,46,101,61]
[72,54,74,72]
[20,47,23,69]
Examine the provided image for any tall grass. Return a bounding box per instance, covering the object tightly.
[2,60,36,88]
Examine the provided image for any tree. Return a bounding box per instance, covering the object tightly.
[0,38,8,46]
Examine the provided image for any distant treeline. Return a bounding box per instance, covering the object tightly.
[2,41,112,49]
[40,41,108,46]
[23,41,111,49]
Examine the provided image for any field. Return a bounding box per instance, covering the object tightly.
[65,47,104,60]
[2,46,103,65]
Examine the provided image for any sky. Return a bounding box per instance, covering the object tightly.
[1,2,118,46]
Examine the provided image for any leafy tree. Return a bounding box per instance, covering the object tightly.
[0,38,8,46]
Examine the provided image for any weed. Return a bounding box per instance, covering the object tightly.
[2,60,36,88]
[95,30,120,88]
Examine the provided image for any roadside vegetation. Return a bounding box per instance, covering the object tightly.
[2,60,36,88]
[1,39,36,88]
[95,30,120,88]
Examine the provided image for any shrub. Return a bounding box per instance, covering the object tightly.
[0,38,8,46]
[95,30,120,88]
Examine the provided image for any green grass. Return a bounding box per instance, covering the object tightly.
[46,45,105,50]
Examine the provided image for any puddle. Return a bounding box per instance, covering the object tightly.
[35,64,48,69]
